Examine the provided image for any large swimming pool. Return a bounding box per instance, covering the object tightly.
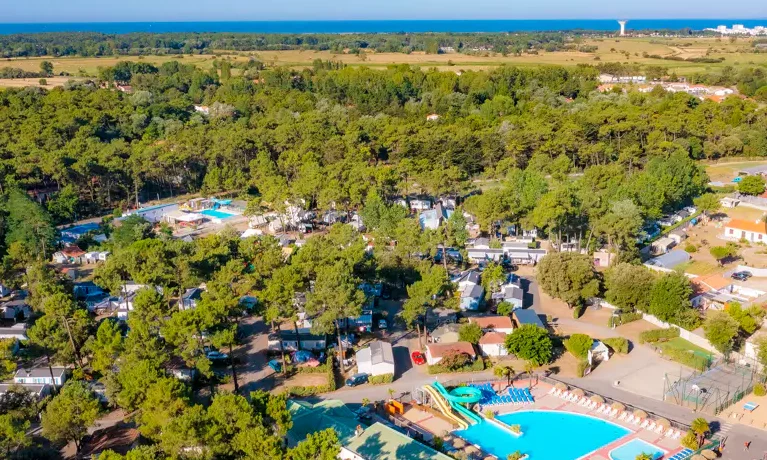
[200,209,236,220]
[455,410,630,460]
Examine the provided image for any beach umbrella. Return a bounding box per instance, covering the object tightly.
[700,449,717,459]
[655,418,671,429]
[464,445,480,456]
[590,395,605,404]
[554,382,567,391]
[482,456,496,460]
[611,402,626,411]
[690,455,707,460]
[633,409,647,420]
[452,438,466,449]
[571,388,585,398]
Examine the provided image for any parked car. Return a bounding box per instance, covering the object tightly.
[345,373,369,387]
[207,351,229,361]
[378,319,388,330]
[411,351,426,365]
[732,271,752,281]
[268,360,282,372]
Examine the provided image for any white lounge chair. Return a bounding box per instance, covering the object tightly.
[633,418,641,426]
[553,389,561,397]
[618,412,627,421]
[646,422,657,431]
[654,425,664,434]
[560,391,569,399]
[596,405,605,413]
[639,420,649,429]
[589,401,597,409]
[580,398,589,406]
[672,430,681,439]
[664,428,674,438]
[609,409,618,418]
[548,387,556,395]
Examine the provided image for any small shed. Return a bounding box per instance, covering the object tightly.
[356,341,395,377]
[587,340,611,365]
[648,250,691,270]
[721,197,740,208]
[478,332,508,357]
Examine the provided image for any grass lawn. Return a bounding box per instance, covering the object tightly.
[658,337,712,356]
[2,37,766,80]
[677,260,722,276]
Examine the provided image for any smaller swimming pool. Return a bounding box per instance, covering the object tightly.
[609,439,665,460]
[200,209,236,220]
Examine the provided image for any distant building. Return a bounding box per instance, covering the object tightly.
[479,332,508,357]
[426,114,440,121]
[724,219,767,243]
[512,309,545,329]
[15,367,67,386]
[122,203,179,224]
[342,422,453,460]
[646,250,691,270]
[469,315,515,334]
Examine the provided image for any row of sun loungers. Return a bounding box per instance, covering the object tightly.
[471,384,535,407]
[548,386,683,438]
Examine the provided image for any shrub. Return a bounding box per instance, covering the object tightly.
[639,328,680,344]
[440,351,472,370]
[755,383,766,396]
[573,305,586,319]
[428,357,485,375]
[684,244,697,253]
[368,373,394,385]
[602,337,629,354]
[564,334,593,359]
[576,360,591,377]
[508,452,524,460]
[509,424,521,434]
[459,323,483,344]
[484,409,495,419]
[296,362,331,374]
[680,431,698,450]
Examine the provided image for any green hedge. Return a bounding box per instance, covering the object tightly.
[639,327,680,344]
[428,358,486,375]
[573,305,586,319]
[368,373,394,385]
[602,337,629,354]
[607,312,643,328]
[295,362,332,374]
[286,360,337,395]
[660,347,709,371]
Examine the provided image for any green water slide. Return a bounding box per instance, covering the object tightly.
[432,382,482,425]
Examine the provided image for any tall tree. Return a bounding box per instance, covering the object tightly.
[537,252,599,309]
[41,381,101,453]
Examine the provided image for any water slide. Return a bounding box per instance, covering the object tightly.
[422,385,469,429]
[432,382,483,425]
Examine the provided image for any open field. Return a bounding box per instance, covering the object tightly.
[705,160,767,183]
[0,76,84,89]
[1,37,766,81]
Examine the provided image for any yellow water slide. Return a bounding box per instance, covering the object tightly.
[422,385,469,429]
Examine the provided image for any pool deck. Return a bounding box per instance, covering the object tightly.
[455,382,687,460]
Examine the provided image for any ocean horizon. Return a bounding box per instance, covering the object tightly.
[1,19,767,35]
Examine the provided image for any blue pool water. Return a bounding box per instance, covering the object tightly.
[455,410,630,460]
[200,209,236,220]
[609,439,665,460]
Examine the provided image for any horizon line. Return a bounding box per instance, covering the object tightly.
[3,17,767,25]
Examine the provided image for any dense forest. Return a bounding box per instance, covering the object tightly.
[0,31,574,57]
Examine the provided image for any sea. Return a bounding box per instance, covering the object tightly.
[1,19,766,35]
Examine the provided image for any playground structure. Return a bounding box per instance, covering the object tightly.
[420,382,483,428]
[664,360,760,415]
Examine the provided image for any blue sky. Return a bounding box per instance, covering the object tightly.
[6,0,766,23]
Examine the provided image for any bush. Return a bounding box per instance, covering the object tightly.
[602,337,629,354]
[573,305,586,319]
[576,360,591,377]
[440,351,472,370]
[684,244,697,253]
[564,333,592,359]
[755,383,766,396]
[368,373,394,385]
[607,312,643,327]
[484,409,495,419]
[680,431,698,450]
[639,328,680,344]
[295,362,331,374]
[428,357,485,375]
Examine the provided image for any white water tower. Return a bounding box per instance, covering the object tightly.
[618,20,628,36]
